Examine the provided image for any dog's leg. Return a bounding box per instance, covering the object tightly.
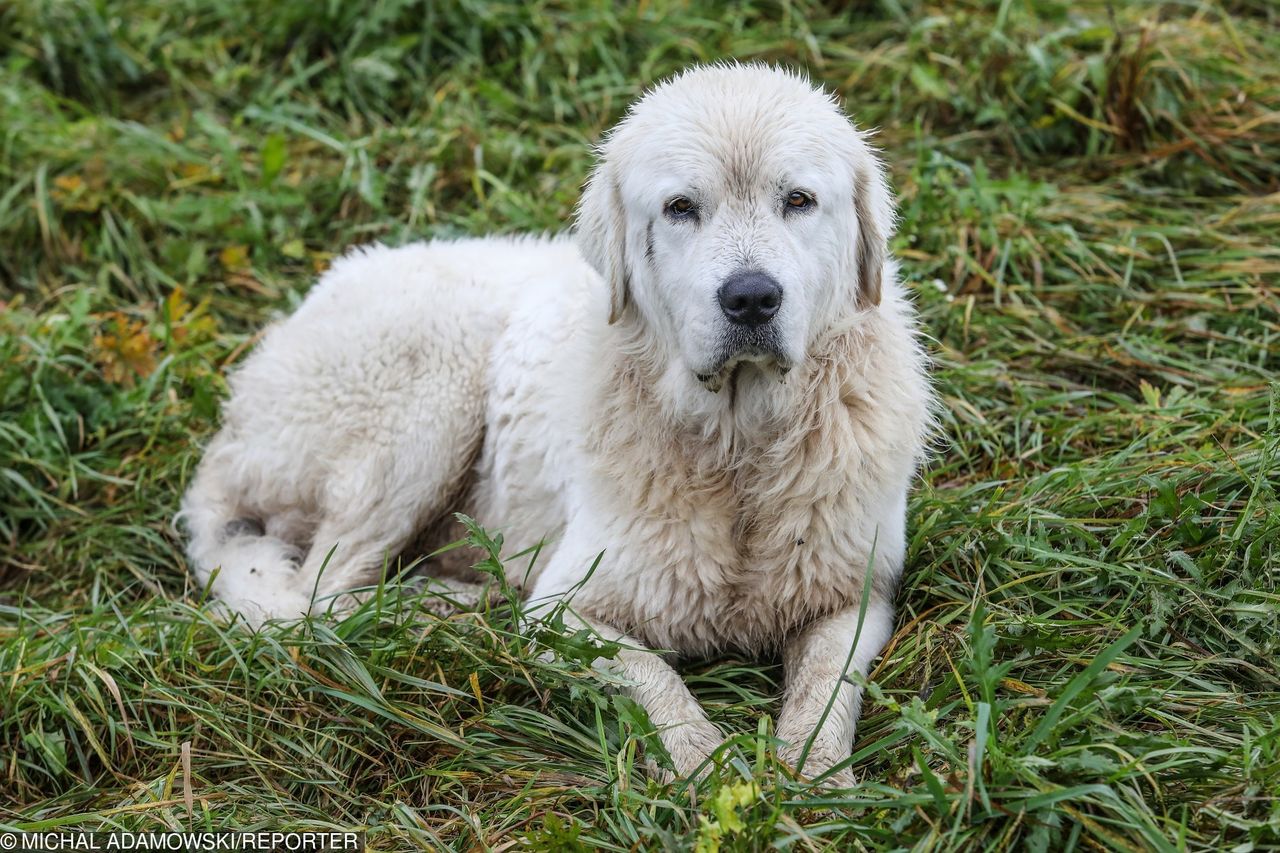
[296,505,427,612]
[522,558,727,778]
[522,521,728,780]
[775,597,894,787]
[533,603,724,780]
[291,386,488,614]
[179,446,313,623]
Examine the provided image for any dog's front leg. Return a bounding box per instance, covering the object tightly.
[775,597,894,787]
[552,611,724,779]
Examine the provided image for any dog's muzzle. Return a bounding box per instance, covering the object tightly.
[696,326,790,393]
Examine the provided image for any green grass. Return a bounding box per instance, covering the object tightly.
[2,0,1278,848]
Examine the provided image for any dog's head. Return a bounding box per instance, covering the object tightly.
[577,64,895,393]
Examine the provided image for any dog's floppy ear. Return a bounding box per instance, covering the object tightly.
[576,162,630,325]
[852,151,895,310]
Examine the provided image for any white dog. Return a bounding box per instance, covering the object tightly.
[179,64,933,783]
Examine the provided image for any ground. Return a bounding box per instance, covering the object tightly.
[1,1,1278,849]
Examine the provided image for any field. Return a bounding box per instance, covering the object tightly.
[2,0,1278,849]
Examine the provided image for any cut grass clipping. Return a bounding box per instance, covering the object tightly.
[1,0,1278,850]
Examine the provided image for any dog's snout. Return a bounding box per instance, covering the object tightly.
[717,270,782,326]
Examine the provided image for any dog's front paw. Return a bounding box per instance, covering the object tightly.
[778,739,855,789]
[650,720,725,782]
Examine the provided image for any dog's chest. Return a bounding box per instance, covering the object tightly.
[574,333,922,656]
[586,451,884,655]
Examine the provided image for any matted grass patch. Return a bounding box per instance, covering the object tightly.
[2,1,1277,848]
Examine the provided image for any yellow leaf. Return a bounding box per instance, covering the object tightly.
[166,287,191,325]
[219,244,250,270]
[94,313,158,387]
[1138,379,1162,409]
[54,174,85,193]
[1000,677,1045,697]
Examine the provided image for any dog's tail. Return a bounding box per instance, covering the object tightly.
[176,464,312,622]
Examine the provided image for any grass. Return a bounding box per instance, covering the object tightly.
[1,0,1278,848]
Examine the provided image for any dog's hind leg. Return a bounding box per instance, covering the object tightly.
[296,510,419,611]
[179,241,516,621]
[292,391,488,613]
[178,446,313,622]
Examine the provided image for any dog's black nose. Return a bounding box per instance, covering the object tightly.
[717,270,782,326]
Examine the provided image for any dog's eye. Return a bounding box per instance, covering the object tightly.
[785,190,814,212]
[665,196,696,218]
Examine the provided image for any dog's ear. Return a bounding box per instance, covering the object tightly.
[852,152,895,310]
[576,163,630,325]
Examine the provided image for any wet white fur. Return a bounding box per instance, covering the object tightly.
[179,65,933,783]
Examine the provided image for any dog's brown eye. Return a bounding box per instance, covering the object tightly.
[666,196,695,217]
[786,190,814,211]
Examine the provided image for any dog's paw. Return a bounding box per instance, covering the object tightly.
[777,740,855,789]
[201,593,311,629]
[649,720,725,782]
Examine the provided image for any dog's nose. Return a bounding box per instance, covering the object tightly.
[717,270,783,326]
